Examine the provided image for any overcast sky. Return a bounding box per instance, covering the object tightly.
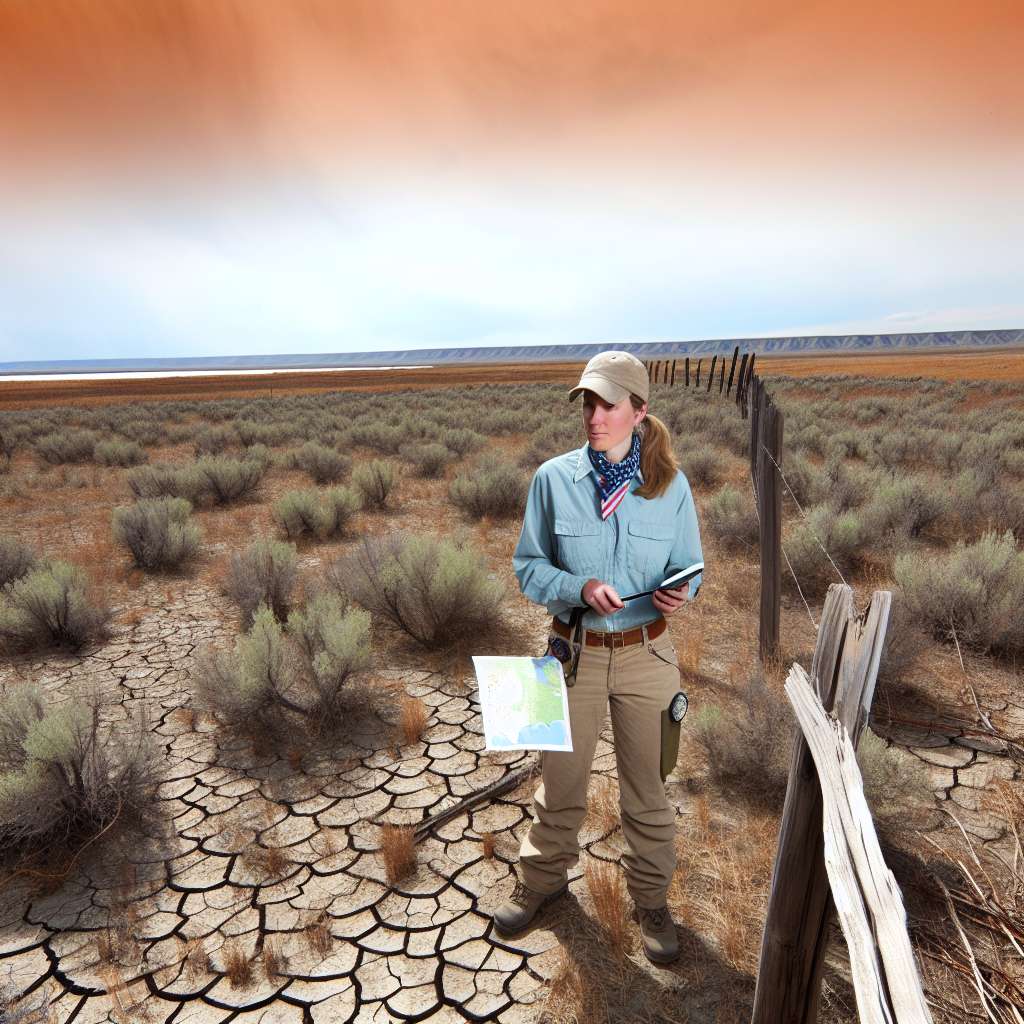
[1,0,1021,362]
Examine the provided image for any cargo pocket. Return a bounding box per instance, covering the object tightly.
[627,518,675,578]
[554,517,601,576]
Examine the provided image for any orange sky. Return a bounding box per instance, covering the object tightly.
[1,0,1021,193]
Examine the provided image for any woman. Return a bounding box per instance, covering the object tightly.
[493,350,704,965]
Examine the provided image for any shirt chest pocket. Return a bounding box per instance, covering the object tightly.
[553,517,601,576]
[627,518,676,577]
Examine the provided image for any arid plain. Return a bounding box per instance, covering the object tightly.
[1,347,1022,1023]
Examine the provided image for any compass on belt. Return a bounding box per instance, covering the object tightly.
[668,691,689,723]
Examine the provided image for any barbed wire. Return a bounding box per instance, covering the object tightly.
[757,441,849,588]
[746,434,862,633]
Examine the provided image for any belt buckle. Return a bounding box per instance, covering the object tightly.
[609,632,625,649]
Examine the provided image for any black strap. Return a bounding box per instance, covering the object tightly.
[566,605,584,682]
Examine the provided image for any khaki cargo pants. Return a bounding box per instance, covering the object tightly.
[517,619,681,910]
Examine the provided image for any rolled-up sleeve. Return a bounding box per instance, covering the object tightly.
[513,468,591,616]
[671,475,704,600]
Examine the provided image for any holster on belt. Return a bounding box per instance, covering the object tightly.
[545,606,584,687]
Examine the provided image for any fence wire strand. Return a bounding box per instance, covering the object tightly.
[756,439,850,590]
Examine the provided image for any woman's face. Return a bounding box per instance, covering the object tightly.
[581,390,647,452]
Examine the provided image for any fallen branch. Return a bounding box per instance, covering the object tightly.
[370,758,540,843]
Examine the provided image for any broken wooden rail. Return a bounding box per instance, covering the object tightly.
[785,661,934,1024]
[752,585,934,1023]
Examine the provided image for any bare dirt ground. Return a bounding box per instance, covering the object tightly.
[1,354,1022,1022]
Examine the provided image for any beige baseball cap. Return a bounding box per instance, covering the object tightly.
[568,350,649,405]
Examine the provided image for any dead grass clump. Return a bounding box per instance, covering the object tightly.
[177,936,211,980]
[913,779,1024,1023]
[378,823,417,884]
[480,832,497,859]
[540,943,606,1024]
[586,777,619,835]
[311,829,342,859]
[398,695,429,746]
[304,911,333,959]
[262,938,288,981]
[667,794,776,976]
[222,940,255,989]
[689,667,794,810]
[242,845,290,880]
[676,627,704,680]
[584,860,631,961]
[95,914,140,968]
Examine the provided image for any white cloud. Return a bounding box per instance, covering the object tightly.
[0,173,1021,361]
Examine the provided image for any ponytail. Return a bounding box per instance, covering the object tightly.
[630,402,679,501]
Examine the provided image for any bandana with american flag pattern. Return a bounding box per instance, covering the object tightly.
[588,431,642,519]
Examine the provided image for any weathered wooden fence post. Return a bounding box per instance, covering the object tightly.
[750,375,783,665]
[696,358,702,388]
[706,355,717,392]
[751,586,893,1024]
[685,357,690,387]
[735,353,749,410]
[726,345,739,396]
[670,359,676,386]
[718,355,726,393]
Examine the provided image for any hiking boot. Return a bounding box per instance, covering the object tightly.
[634,904,679,964]
[492,880,568,937]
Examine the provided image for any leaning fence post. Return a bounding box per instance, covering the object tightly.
[685,357,690,387]
[696,358,702,388]
[706,355,717,392]
[751,586,892,1024]
[726,345,739,396]
[735,353,749,408]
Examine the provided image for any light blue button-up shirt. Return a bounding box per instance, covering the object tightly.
[512,441,704,631]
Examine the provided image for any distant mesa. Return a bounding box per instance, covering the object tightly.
[1,328,1022,376]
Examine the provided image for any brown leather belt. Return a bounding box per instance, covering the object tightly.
[552,614,666,648]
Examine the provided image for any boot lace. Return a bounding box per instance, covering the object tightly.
[639,905,669,930]
[510,881,534,907]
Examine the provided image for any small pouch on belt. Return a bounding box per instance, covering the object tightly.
[660,691,689,781]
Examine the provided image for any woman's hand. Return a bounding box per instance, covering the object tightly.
[652,582,689,616]
[581,579,625,616]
